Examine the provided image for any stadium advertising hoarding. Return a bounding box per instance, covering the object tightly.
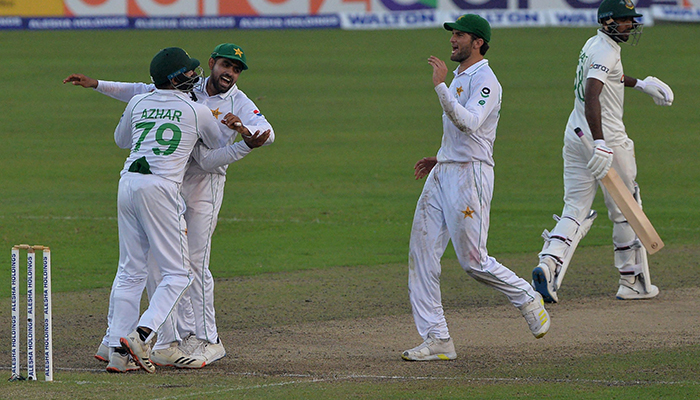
[59,0,685,15]
[0,0,63,15]
[0,0,697,29]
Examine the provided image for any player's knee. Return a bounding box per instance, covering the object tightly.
[117,273,147,285]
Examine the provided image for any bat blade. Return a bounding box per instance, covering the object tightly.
[575,128,664,254]
[600,169,664,254]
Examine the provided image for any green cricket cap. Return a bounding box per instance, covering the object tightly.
[150,47,200,86]
[443,14,491,43]
[210,43,248,70]
[598,0,643,21]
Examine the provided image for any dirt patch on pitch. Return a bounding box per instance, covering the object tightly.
[27,284,700,379]
[214,287,700,378]
[3,245,698,380]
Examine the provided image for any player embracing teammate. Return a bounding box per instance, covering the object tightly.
[65,43,274,372]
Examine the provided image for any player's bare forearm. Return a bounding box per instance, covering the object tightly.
[221,112,248,134]
[428,56,447,87]
[414,157,437,180]
[584,78,605,141]
[221,112,270,148]
[243,130,271,149]
[623,75,637,88]
[62,74,98,89]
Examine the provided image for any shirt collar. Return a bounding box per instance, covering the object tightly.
[597,29,621,50]
[153,88,185,97]
[453,59,489,77]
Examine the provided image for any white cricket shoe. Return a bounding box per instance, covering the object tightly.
[95,343,110,362]
[180,334,204,355]
[532,256,559,303]
[105,349,140,373]
[519,293,550,339]
[401,334,457,361]
[151,342,206,369]
[195,339,226,364]
[120,330,155,373]
[616,274,659,300]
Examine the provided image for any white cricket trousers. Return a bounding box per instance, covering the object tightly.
[108,173,192,347]
[555,135,640,273]
[561,135,637,226]
[153,172,225,347]
[408,162,537,340]
[176,172,226,344]
[103,172,225,350]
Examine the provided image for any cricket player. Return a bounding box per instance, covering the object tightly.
[531,0,674,303]
[64,43,273,368]
[402,14,550,362]
[109,47,225,373]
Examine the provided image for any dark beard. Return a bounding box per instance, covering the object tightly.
[210,75,232,94]
[450,47,470,63]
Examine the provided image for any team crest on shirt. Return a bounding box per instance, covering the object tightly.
[461,206,475,219]
[478,87,490,106]
[211,108,222,118]
[456,86,464,96]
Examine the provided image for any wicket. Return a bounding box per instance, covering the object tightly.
[10,244,53,382]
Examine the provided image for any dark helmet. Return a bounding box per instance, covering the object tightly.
[150,47,200,87]
[598,0,643,21]
[597,0,643,45]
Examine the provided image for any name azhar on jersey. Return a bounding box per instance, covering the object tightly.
[141,108,183,122]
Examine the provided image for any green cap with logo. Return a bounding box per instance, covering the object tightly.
[210,43,248,70]
[598,0,643,21]
[150,47,200,86]
[443,14,491,43]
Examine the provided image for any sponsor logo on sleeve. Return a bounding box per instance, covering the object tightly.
[589,63,610,73]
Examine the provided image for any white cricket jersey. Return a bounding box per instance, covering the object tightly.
[566,30,627,146]
[434,60,502,166]
[97,78,275,175]
[114,89,220,183]
[187,77,274,175]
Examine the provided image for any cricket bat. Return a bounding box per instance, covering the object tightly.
[575,127,664,254]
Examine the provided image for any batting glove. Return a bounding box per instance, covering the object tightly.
[634,76,674,106]
[587,140,614,180]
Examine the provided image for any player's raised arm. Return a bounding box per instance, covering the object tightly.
[63,73,98,88]
[63,73,155,103]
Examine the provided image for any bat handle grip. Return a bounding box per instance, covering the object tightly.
[574,127,595,155]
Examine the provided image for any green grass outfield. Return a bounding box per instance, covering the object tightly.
[0,25,699,398]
